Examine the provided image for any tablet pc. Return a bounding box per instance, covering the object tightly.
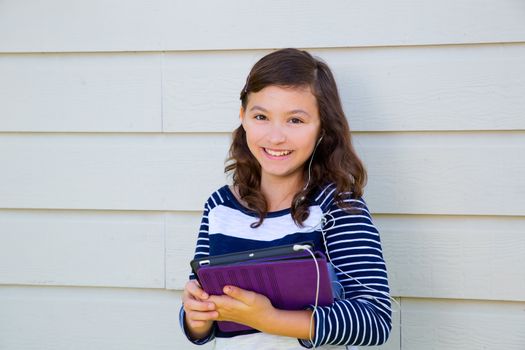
[190,241,315,276]
[191,243,334,333]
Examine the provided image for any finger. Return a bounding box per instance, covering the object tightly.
[186,310,219,323]
[186,280,209,300]
[207,294,232,308]
[207,294,238,314]
[184,299,216,312]
[223,285,255,305]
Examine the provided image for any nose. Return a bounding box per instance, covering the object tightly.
[267,124,286,145]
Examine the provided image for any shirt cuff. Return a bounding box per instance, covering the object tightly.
[179,305,216,345]
[296,305,319,348]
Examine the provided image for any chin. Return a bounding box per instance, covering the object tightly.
[262,168,301,180]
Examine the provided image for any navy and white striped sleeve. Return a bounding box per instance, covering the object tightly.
[179,203,217,345]
[189,203,212,280]
[299,197,392,348]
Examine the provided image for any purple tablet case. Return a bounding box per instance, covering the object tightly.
[197,251,334,332]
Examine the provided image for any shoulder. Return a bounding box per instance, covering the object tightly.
[202,185,245,213]
[202,185,231,210]
[313,183,371,216]
[313,183,366,208]
[312,183,338,211]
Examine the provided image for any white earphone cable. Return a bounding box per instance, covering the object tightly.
[293,244,320,349]
[318,215,401,312]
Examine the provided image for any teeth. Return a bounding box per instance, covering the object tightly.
[265,148,292,157]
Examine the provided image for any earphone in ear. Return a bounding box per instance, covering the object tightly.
[316,130,325,146]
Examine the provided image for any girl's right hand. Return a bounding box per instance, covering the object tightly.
[182,280,218,339]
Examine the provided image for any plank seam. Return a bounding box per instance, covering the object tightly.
[163,211,167,289]
[400,297,403,350]
[160,51,165,132]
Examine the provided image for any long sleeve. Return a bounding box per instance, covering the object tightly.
[189,203,212,280]
[179,204,217,345]
[299,197,392,348]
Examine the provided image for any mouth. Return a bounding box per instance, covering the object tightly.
[263,148,293,157]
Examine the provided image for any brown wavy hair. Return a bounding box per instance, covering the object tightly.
[225,48,367,227]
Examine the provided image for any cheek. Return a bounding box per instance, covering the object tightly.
[297,132,318,151]
[244,128,263,148]
[244,132,260,157]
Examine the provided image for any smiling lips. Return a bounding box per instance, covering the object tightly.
[263,148,293,157]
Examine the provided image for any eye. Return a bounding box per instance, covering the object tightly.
[254,114,267,121]
[289,117,304,124]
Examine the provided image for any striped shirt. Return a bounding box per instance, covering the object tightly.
[179,184,392,348]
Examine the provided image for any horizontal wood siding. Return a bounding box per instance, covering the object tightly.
[402,298,525,350]
[0,210,165,288]
[0,53,162,132]
[2,45,524,133]
[0,286,191,350]
[163,45,525,133]
[1,0,525,52]
[4,211,523,302]
[379,215,525,302]
[0,286,401,350]
[1,1,523,349]
[0,133,229,211]
[1,132,523,214]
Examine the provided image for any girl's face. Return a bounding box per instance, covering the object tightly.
[240,85,321,185]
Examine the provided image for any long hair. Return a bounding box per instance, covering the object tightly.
[225,48,367,227]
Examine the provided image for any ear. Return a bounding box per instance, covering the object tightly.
[239,106,245,124]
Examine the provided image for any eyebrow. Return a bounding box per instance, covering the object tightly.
[249,105,268,113]
[289,109,311,117]
[249,105,312,117]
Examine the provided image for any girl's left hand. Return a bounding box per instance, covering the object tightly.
[207,285,276,331]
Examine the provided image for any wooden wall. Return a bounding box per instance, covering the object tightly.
[1,1,524,349]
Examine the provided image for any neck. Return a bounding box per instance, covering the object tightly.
[260,174,303,212]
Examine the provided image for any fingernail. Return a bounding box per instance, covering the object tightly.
[224,286,231,294]
[202,293,208,299]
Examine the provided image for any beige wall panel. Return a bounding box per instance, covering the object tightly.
[0,286,211,350]
[162,51,257,133]
[0,53,162,132]
[360,131,525,216]
[0,133,229,211]
[164,44,525,133]
[0,0,164,53]
[1,132,523,215]
[401,298,525,350]
[166,211,202,290]
[320,45,525,132]
[378,215,525,302]
[1,0,525,52]
[0,209,164,288]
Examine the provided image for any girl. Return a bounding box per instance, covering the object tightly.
[180,48,392,349]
